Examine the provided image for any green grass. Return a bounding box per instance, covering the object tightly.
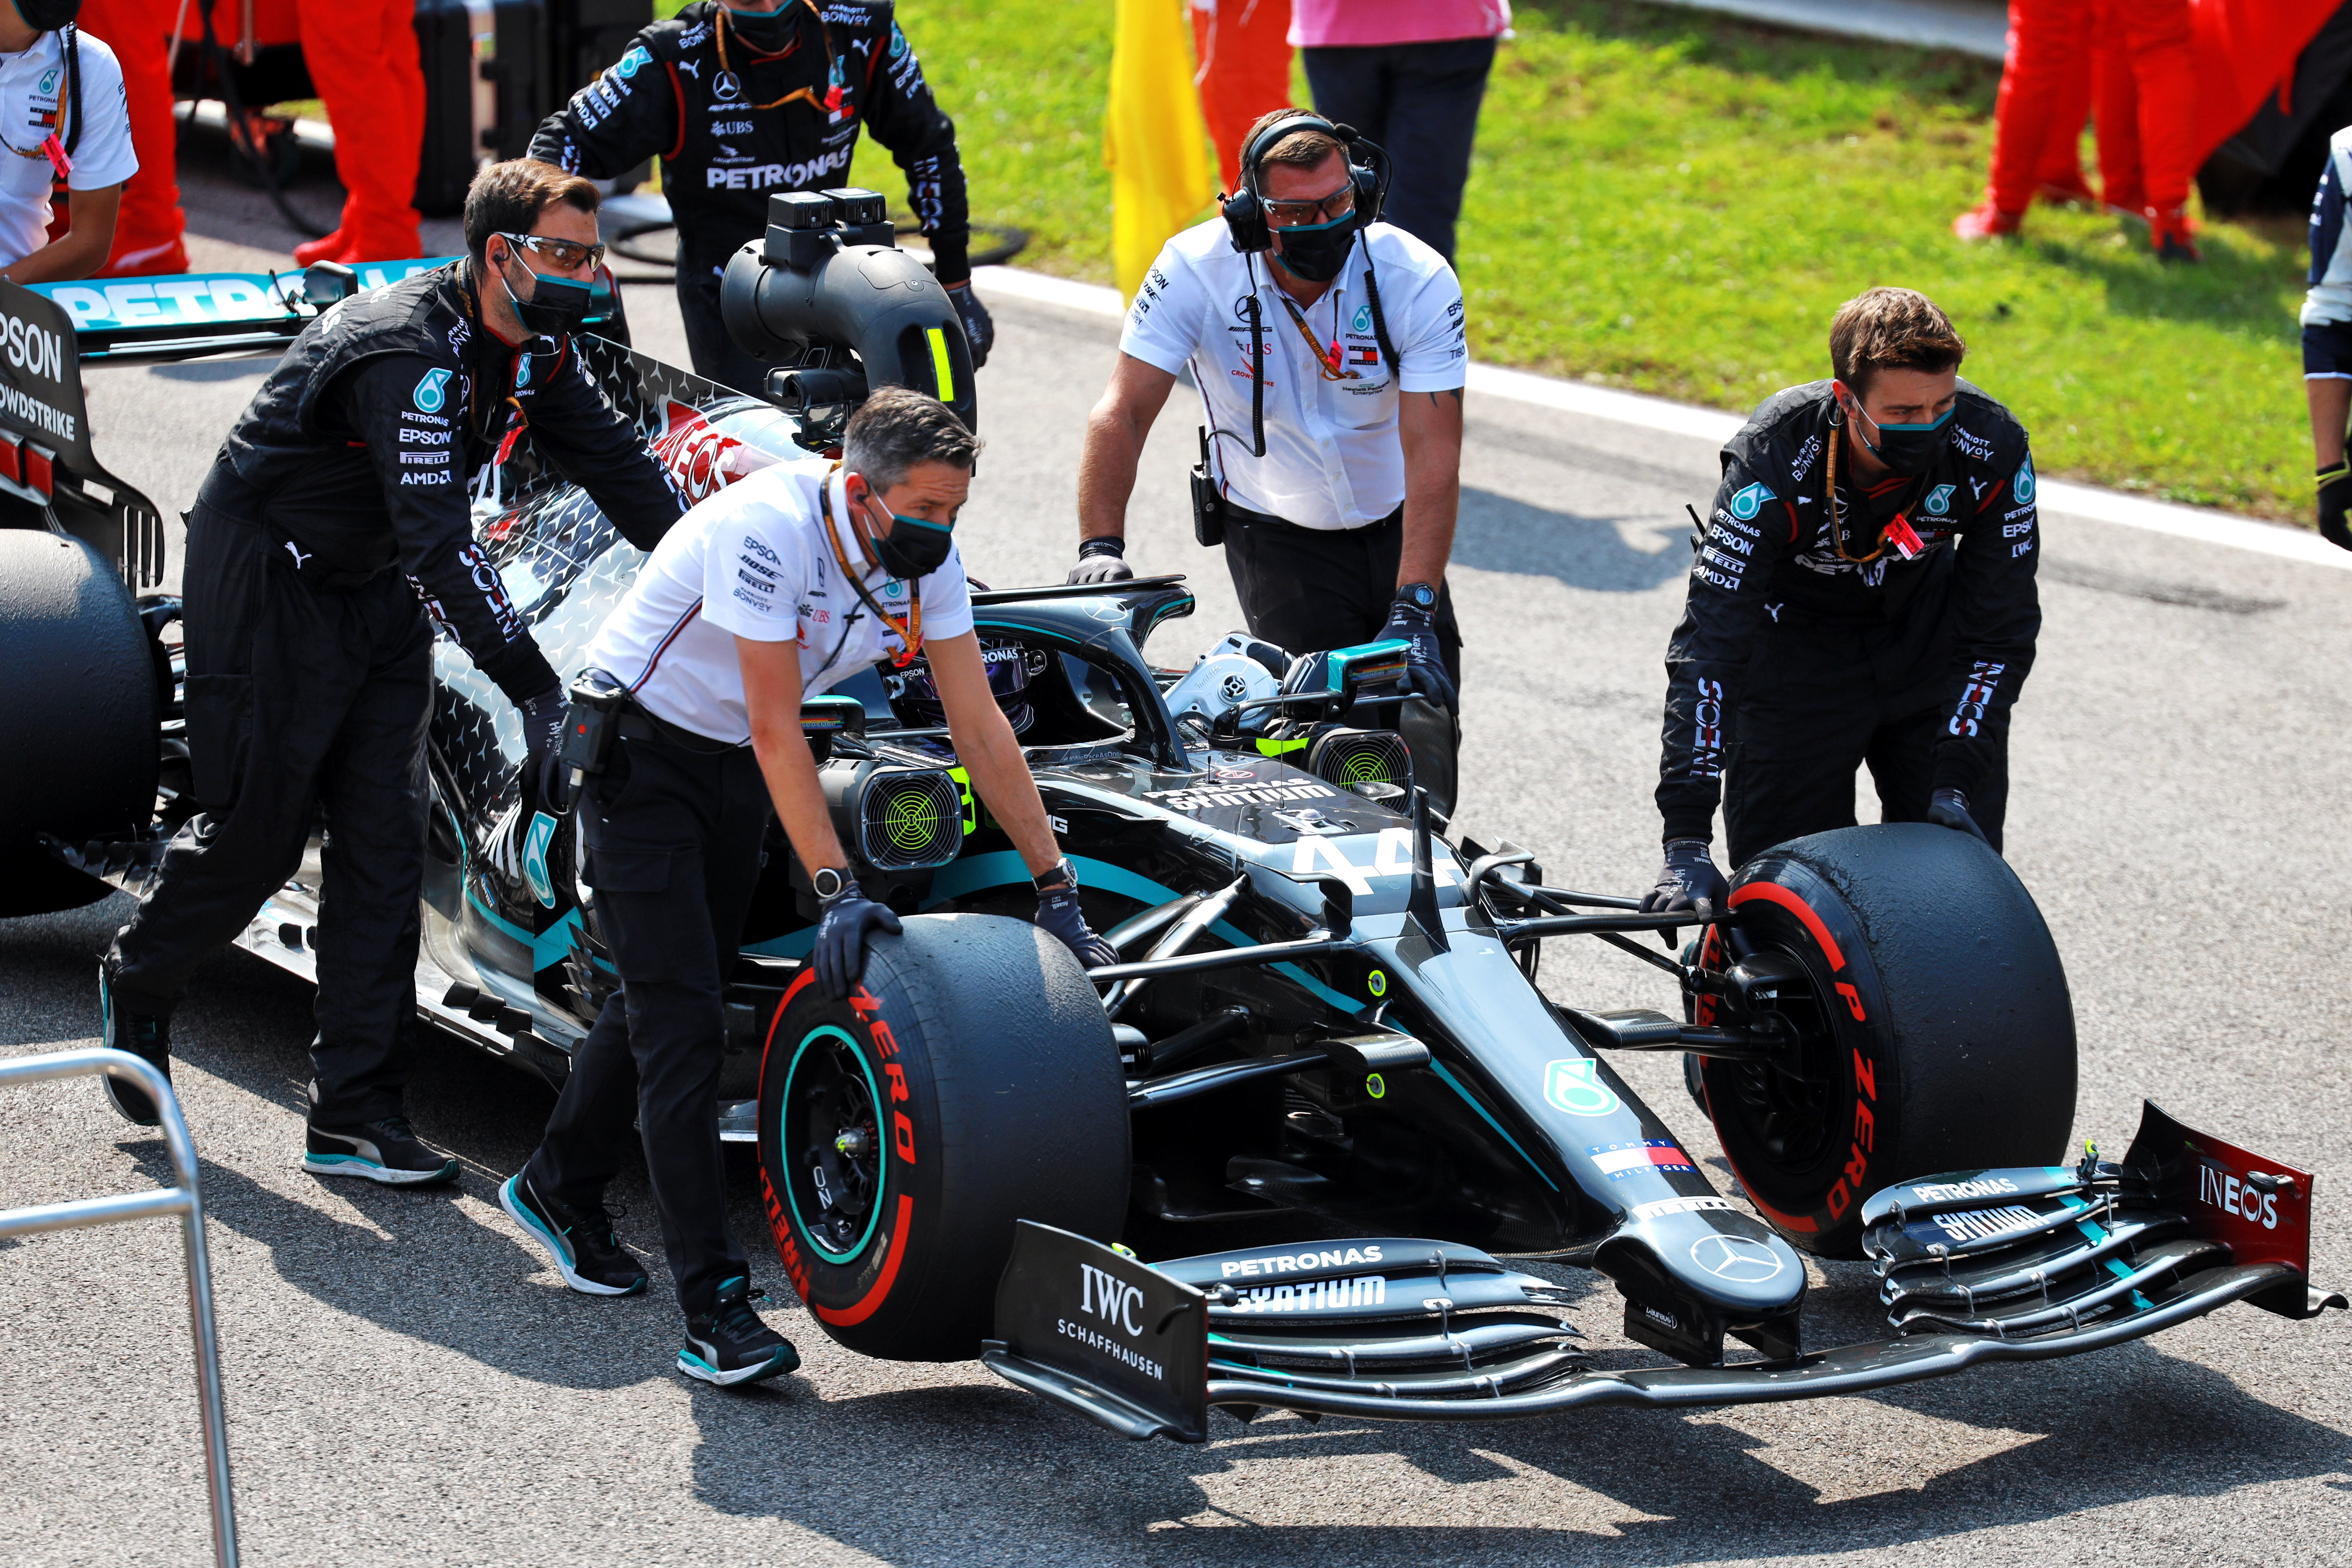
[802,0,2315,519]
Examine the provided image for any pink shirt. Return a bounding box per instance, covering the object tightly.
[1288,0,1511,48]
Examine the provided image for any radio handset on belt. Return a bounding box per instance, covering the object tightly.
[1190,426,1228,548]
[556,669,630,811]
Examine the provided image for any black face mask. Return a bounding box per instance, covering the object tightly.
[724,4,793,48]
[496,247,594,340]
[1271,214,1358,284]
[864,496,955,579]
[1845,395,1955,476]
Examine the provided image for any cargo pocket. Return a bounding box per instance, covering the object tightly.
[182,672,254,808]
[586,846,670,893]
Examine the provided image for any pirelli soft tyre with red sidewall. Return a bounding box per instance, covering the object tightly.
[1701,824,2076,1258]
[756,911,1129,1362]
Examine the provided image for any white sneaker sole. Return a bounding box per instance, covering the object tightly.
[677,1346,794,1387]
[302,1152,457,1186]
[498,1177,644,1297]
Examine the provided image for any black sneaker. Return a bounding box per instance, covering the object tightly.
[678,1277,799,1387]
[303,1114,458,1185]
[500,1171,648,1296]
[99,961,171,1127]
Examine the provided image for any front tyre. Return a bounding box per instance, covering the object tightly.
[1702,824,2076,1258]
[756,912,1129,1361]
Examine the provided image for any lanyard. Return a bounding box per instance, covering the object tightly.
[1823,410,1925,564]
[820,476,923,666]
[1273,286,1347,382]
[714,0,842,114]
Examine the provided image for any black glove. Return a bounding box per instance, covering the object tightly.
[1032,859,1118,969]
[1378,586,1456,712]
[945,281,994,370]
[1640,838,1728,935]
[519,687,568,812]
[1927,787,1990,845]
[1066,536,1135,586]
[815,873,903,1000]
[2320,463,2352,552]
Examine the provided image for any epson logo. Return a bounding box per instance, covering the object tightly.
[1078,1262,1143,1336]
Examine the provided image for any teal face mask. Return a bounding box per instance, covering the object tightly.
[1849,399,1955,475]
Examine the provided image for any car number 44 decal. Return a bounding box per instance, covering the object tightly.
[1289,830,1462,896]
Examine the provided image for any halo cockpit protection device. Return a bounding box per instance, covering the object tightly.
[721,187,978,450]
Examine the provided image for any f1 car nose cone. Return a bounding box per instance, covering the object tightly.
[1690,1233,1786,1284]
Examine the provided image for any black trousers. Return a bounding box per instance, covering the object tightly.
[1302,36,1498,264]
[1723,615,2010,868]
[1221,506,1463,691]
[108,483,433,1125]
[525,729,769,1314]
[675,238,776,398]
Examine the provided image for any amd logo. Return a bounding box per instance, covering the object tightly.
[1078,1262,1143,1336]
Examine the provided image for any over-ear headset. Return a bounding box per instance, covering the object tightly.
[1220,110,1391,254]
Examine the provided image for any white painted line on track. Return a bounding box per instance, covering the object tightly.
[973,263,2351,572]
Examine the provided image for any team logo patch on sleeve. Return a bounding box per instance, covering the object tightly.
[413,368,453,413]
[2013,456,2036,505]
[1728,481,1773,521]
[1924,483,1954,515]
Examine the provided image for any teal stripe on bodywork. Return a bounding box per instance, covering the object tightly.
[464,889,584,973]
[1428,1059,1559,1192]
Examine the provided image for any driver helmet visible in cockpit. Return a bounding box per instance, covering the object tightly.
[884,635,1040,735]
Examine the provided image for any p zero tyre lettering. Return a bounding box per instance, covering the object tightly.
[1705,827,2074,1257]
[814,1194,914,1326]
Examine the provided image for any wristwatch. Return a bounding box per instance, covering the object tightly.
[812,865,852,902]
[1032,857,1078,896]
[1396,582,1437,612]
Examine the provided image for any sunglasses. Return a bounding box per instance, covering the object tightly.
[497,232,607,272]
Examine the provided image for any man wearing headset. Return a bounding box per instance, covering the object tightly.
[1067,107,1468,711]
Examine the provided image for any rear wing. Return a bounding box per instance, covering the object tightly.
[0,260,629,589]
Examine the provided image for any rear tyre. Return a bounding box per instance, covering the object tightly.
[0,532,157,916]
[756,912,1128,1361]
[1701,824,2076,1258]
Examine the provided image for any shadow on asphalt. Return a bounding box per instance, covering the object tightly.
[1453,486,1691,594]
[670,1337,2352,1560]
[12,897,2350,1557]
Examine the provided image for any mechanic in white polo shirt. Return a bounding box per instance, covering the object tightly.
[1069,107,1468,708]
[499,387,1119,1390]
[0,0,133,282]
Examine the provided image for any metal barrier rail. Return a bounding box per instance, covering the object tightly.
[0,1048,237,1567]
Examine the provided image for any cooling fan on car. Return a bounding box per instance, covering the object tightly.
[822,760,966,872]
[1307,726,1413,800]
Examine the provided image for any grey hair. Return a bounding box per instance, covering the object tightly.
[840,386,980,490]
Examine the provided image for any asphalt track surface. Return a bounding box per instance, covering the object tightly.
[3,156,2348,1567]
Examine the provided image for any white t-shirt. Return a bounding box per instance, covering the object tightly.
[0,31,135,269]
[1121,216,1466,530]
[583,461,976,743]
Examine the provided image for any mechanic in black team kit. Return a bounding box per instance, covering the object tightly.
[1641,287,2043,919]
[498,388,1118,1387]
[528,0,989,393]
[99,162,686,1179]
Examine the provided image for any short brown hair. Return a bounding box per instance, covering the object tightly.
[842,386,981,489]
[463,160,601,266]
[1829,287,1966,396]
[1242,108,1343,182]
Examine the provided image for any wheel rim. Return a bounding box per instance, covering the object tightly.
[778,1024,889,1265]
[1717,929,1851,1190]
